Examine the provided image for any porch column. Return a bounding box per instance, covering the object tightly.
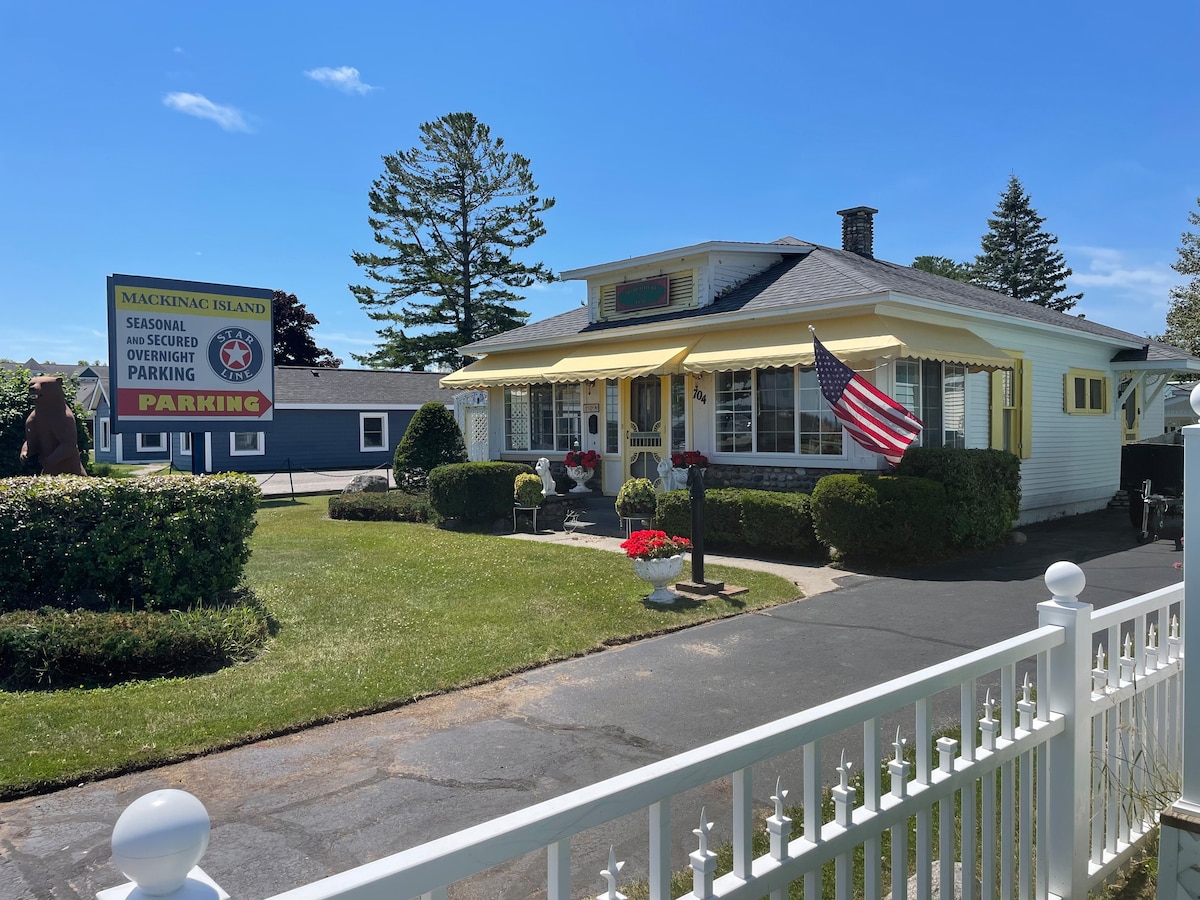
[1158,385,1200,899]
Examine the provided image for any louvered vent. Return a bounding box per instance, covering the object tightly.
[600,270,696,321]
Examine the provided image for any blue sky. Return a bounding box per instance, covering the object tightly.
[2,1,1197,368]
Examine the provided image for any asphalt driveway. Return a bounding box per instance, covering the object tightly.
[0,506,1182,899]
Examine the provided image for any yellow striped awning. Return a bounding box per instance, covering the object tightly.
[681,315,1013,373]
[441,338,693,389]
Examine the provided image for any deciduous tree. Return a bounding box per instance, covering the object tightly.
[350,112,555,370]
[971,175,1082,312]
[912,255,972,282]
[1162,198,1200,354]
[272,291,341,368]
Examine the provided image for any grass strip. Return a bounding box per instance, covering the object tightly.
[0,496,801,798]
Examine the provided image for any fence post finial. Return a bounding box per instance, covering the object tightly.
[99,789,227,900]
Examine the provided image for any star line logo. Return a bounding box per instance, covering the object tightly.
[208,328,264,383]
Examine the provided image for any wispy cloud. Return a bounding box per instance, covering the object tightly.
[305,66,376,95]
[1070,246,1173,297]
[162,92,250,132]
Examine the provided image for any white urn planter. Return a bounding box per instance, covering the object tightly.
[632,554,685,603]
[566,465,594,493]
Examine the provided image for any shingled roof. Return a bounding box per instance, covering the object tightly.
[462,244,1191,363]
[273,366,452,406]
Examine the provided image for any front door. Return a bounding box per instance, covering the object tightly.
[625,375,665,482]
[1121,380,1140,444]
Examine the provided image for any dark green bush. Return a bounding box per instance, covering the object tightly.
[0,599,273,690]
[895,448,1021,549]
[428,462,534,524]
[328,491,434,522]
[655,488,820,557]
[0,474,259,611]
[393,402,467,493]
[810,474,947,565]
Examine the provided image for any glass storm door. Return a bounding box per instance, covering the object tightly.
[625,375,664,482]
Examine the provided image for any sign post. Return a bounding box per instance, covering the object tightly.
[107,275,274,472]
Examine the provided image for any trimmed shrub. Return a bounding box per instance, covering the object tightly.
[514,473,544,507]
[328,491,434,522]
[428,462,534,524]
[0,474,259,611]
[0,599,273,690]
[810,474,947,565]
[654,488,821,557]
[896,447,1021,549]
[393,402,467,493]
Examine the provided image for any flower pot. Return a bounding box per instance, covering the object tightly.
[632,554,685,604]
[566,465,594,493]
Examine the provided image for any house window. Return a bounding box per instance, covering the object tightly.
[136,432,166,452]
[990,358,1031,458]
[504,384,581,452]
[670,374,687,452]
[359,413,389,452]
[896,360,966,449]
[98,419,111,452]
[1065,368,1109,415]
[230,432,264,456]
[715,367,841,455]
[605,380,620,455]
[179,432,192,456]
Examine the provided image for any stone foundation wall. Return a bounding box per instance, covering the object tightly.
[703,463,867,494]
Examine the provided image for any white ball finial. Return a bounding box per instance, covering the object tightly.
[111,789,210,896]
[1190,383,1200,420]
[1045,561,1086,601]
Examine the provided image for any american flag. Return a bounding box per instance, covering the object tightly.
[812,329,924,467]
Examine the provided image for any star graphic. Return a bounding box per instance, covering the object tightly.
[221,340,251,370]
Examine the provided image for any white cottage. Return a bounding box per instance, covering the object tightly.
[442,208,1199,523]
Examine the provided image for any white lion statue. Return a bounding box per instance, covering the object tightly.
[656,457,688,493]
[535,457,556,496]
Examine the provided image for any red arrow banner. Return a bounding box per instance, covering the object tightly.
[117,388,273,418]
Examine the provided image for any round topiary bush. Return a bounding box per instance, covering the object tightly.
[393,402,467,493]
[514,473,544,507]
[616,477,656,517]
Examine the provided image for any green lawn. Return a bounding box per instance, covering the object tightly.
[0,496,801,798]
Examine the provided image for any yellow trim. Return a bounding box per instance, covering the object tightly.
[681,315,1013,373]
[1064,368,1110,415]
[990,356,1032,458]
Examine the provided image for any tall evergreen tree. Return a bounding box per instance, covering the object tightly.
[912,255,972,282]
[272,290,341,368]
[971,175,1083,312]
[350,112,556,371]
[1162,197,1200,355]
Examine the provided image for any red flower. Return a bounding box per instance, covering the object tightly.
[619,529,692,560]
[565,450,601,468]
[670,450,708,468]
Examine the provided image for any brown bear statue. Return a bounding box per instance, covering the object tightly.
[20,376,88,476]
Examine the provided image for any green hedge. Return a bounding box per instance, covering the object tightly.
[810,474,947,565]
[655,488,821,557]
[895,447,1021,549]
[0,474,260,612]
[0,602,273,690]
[328,491,434,522]
[428,462,534,524]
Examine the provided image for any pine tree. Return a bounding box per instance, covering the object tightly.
[1162,198,1200,354]
[350,112,555,371]
[971,175,1083,312]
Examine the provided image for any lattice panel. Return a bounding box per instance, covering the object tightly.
[1168,826,1200,900]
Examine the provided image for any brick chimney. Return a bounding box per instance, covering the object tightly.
[836,206,878,259]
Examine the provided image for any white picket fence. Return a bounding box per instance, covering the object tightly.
[102,564,1184,900]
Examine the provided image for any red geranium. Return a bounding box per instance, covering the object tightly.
[565,449,601,468]
[670,450,708,468]
[619,529,692,560]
